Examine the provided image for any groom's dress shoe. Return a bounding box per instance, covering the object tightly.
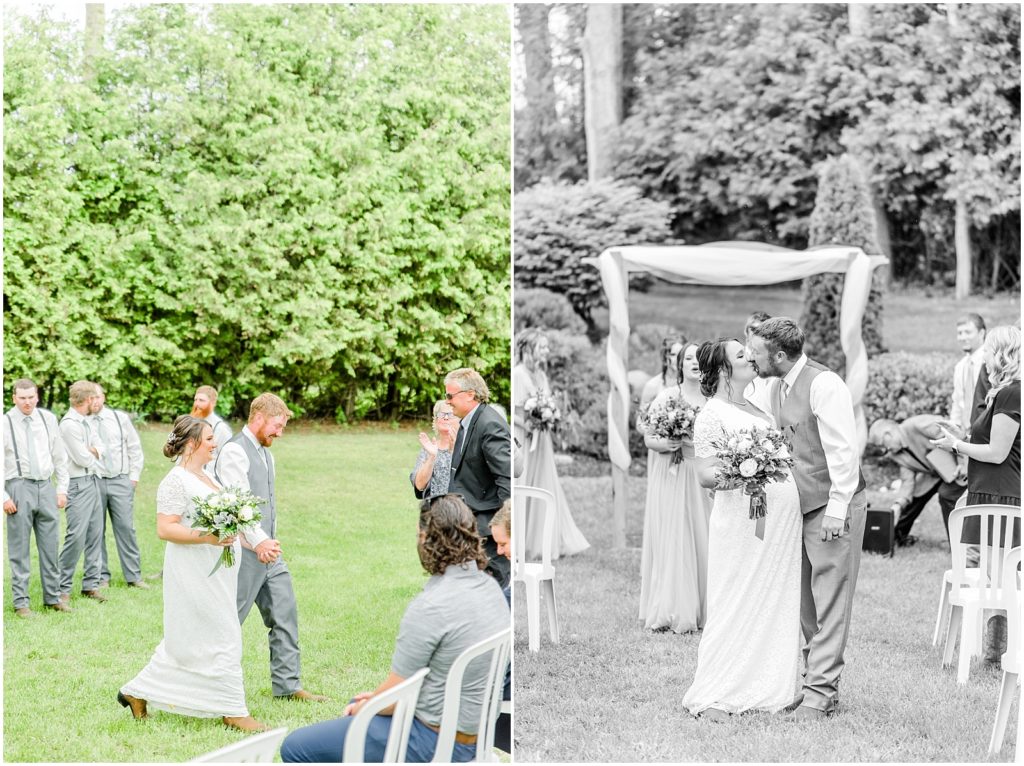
[282,689,330,702]
[223,715,269,732]
[792,705,827,721]
[117,691,148,719]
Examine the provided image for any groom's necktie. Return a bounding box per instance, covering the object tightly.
[773,380,789,417]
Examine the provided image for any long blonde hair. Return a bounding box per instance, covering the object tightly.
[985,325,1021,406]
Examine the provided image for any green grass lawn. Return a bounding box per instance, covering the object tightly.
[512,472,1019,762]
[591,282,1020,355]
[3,423,442,762]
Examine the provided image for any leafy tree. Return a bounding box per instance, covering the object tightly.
[514,179,674,339]
[800,154,885,374]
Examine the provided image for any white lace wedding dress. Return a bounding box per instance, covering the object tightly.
[120,466,248,718]
[682,398,802,715]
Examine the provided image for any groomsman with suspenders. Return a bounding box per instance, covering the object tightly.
[58,380,109,604]
[215,393,327,702]
[93,385,148,590]
[3,378,71,616]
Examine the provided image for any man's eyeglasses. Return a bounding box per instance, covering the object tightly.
[444,389,470,401]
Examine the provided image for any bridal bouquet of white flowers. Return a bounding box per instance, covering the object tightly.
[710,425,793,536]
[638,396,701,465]
[523,392,561,451]
[188,487,264,575]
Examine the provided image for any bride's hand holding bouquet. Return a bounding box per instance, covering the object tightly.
[188,487,265,575]
[710,425,794,538]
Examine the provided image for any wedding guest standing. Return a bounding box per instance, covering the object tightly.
[410,400,460,499]
[215,393,328,702]
[640,332,686,409]
[57,380,108,604]
[637,342,712,633]
[192,385,233,448]
[3,378,71,616]
[513,330,589,561]
[443,368,512,586]
[949,313,987,435]
[93,385,148,590]
[118,416,265,732]
[280,494,509,763]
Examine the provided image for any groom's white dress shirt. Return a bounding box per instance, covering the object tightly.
[215,425,271,549]
[748,355,861,522]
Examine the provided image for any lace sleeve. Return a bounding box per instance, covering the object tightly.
[156,470,189,517]
[694,403,724,459]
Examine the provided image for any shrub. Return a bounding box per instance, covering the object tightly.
[514,179,675,338]
[514,288,587,334]
[800,155,885,374]
[862,351,958,425]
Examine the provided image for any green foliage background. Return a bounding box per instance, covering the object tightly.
[4,4,511,420]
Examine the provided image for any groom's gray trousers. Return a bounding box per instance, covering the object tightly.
[800,489,867,713]
[237,550,302,697]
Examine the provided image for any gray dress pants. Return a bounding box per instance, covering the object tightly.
[98,475,143,584]
[6,478,61,608]
[236,549,302,696]
[58,475,104,593]
[799,490,868,713]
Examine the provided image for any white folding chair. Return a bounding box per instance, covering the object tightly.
[989,547,1021,755]
[942,505,1021,684]
[343,667,430,763]
[932,492,974,646]
[514,485,559,652]
[432,628,511,763]
[190,727,289,763]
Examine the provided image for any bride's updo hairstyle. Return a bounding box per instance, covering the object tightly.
[163,415,207,460]
[516,327,548,369]
[697,338,737,399]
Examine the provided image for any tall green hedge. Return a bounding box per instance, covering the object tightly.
[4,5,510,419]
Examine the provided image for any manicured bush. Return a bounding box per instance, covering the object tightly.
[514,288,587,334]
[862,351,958,425]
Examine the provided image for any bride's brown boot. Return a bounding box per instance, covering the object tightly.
[223,715,269,732]
[117,691,148,719]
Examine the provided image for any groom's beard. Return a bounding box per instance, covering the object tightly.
[191,403,212,419]
[754,359,785,379]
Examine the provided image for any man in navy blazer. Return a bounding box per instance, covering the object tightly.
[437,368,511,587]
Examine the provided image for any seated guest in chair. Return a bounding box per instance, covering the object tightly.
[280,494,509,763]
[867,415,967,546]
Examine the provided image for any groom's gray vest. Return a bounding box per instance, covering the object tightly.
[220,432,276,539]
[774,358,865,514]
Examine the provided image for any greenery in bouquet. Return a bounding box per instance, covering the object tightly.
[637,395,701,464]
[523,392,562,452]
[188,487,265,575]
[711,425,794,520]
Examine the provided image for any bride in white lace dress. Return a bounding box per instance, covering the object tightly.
[682,339,802,719]
[118,416,266,732]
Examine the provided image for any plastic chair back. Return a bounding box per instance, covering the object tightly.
[947,504,1020,593]
[514,485,555,577]
[432,628,512,762]
[191,727,289,762]
[343,667,430,763]
[1002,547,1021,675]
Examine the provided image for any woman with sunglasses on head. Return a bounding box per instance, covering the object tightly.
[513,328,589,560]
[411,400,461,499]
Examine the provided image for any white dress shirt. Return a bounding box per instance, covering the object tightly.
[455,403,480,460]
[749,356,861,521]
[4,407,70,501]
[950,346,986,433]
[215,426,271,549]
[58,408,105,478]
[93,407,144,481]
[205,413,233,449]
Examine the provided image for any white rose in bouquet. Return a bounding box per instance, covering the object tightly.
[738,458,759,478]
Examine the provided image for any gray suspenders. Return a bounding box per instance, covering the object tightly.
[5,410,52,478]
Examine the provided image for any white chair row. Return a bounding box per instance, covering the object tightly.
[514,485,559,652]
[191,629,510,763]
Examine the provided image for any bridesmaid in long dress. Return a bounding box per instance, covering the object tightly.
[513,328,590,560]
[638,342,713,633]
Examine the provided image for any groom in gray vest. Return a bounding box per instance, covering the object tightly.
[747,318,868,720]
[215,392,327,702]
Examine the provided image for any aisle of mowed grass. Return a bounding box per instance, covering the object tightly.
[3,424,435,762]
[513,476,1019,762]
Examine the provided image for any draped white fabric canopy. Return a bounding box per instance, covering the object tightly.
[583,242,889,546]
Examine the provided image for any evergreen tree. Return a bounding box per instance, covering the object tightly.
[799,154,885,374]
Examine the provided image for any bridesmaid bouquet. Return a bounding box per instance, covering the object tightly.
[711,425,793,538]
[523,392,561,451]
[189,487,265,575]
[639,396,701,465]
